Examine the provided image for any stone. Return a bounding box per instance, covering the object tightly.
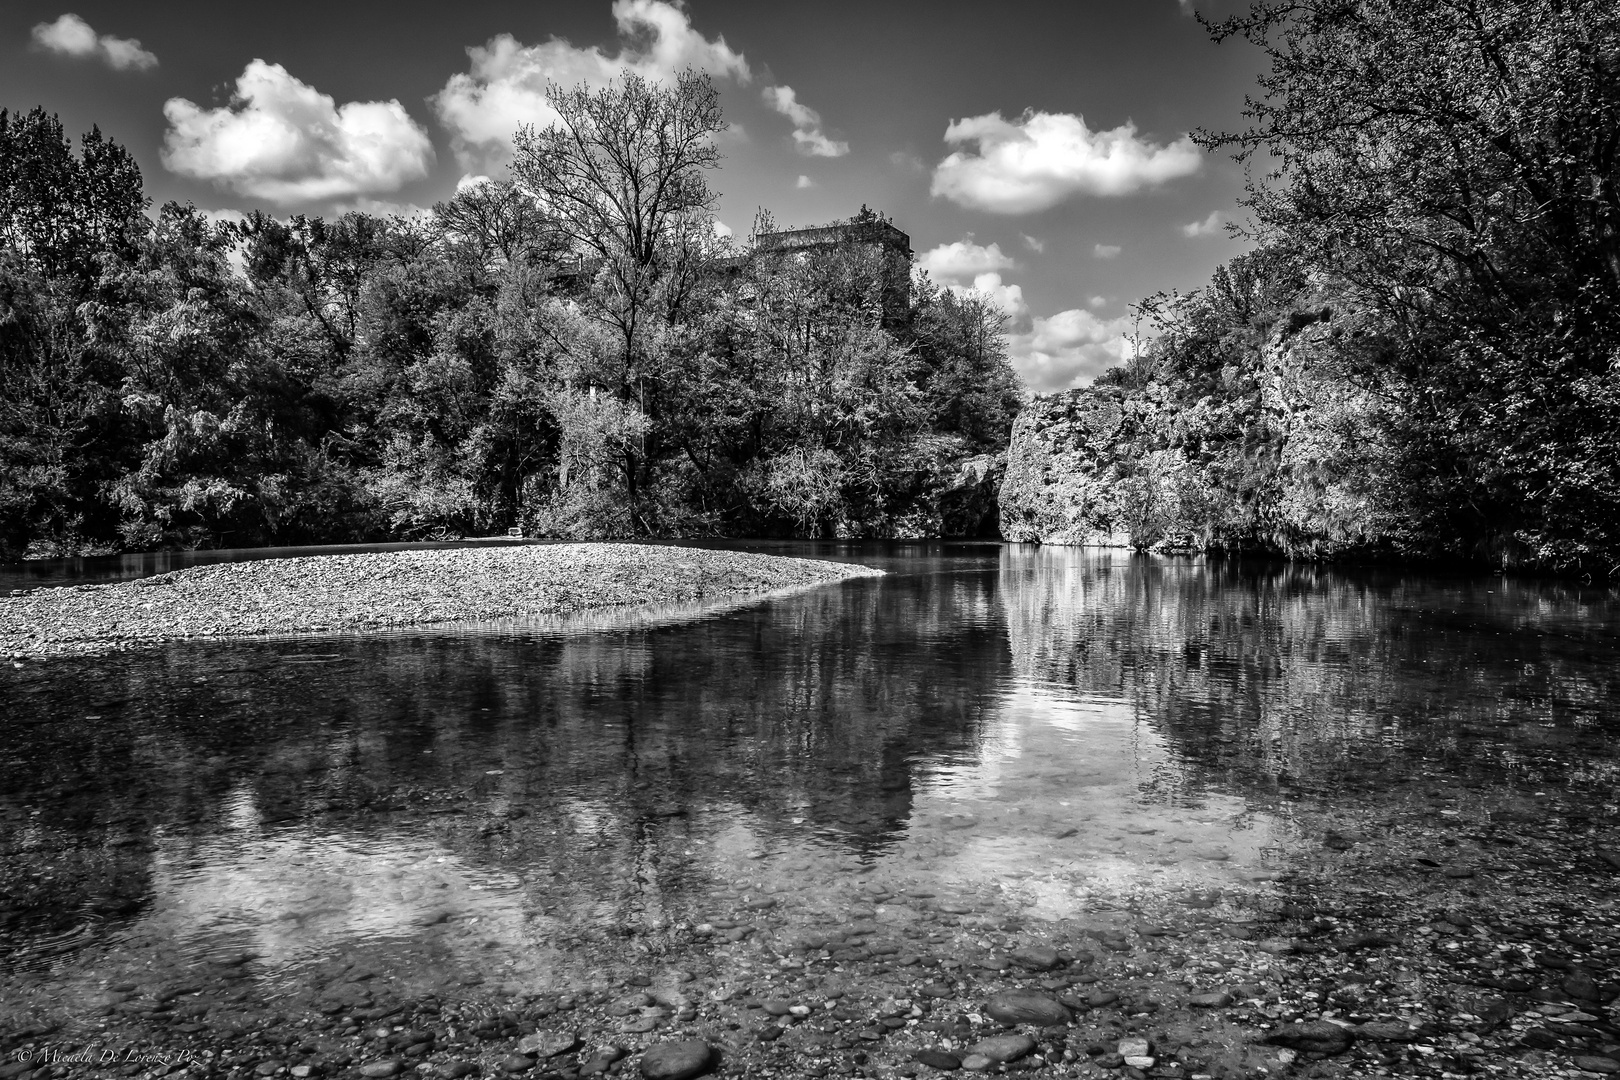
[435,1064,478,1079]
[1263,1021,1354,1056]
[638,1040,715,1080]
[959,1054,993,1072]
[358,1064,400,1079]
[499,1055,533,1073]
[913,1048,962,1070]
[1564,973,1606,1003]
[1011,945,1060,971]
[518,1031,580,1058]
[1188,992,1232,1008]
[1574,1057,1620,1075]
[1087,990,1119,1007]
[1356,1022,1418,1042]
[255,1063,283,1076]
[1117,1038,1151,1058]
[968,1035,1035,1063]
[985,991,1071,1027]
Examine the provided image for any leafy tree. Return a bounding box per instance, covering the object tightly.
[1201,0,1620,572]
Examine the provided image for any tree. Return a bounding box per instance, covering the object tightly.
[1202,0,1620,573]
[0,108,145,286]
[509,70,725,525]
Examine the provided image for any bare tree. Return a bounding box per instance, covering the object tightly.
[509,68,726,520]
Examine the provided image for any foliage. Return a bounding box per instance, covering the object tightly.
[0,93,1024,559]
[1198,0,1620,574]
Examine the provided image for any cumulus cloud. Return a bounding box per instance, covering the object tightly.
[1093,243,1122,259]
[918,238,1017,284]
[433,0,751,171]
[162,60,434,205]
[31,13,157,71]
[1007,308,1136,391]
[795,174,815,189]
[763,85,848,158]
[931,110,1201,214]
[1088,295,1108,308]
[1181,210,1225,237]
[964,273,1032,333]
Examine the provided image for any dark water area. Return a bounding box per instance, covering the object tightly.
[2,544,1619,1062]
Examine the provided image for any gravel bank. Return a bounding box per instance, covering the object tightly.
[0,543,882,658]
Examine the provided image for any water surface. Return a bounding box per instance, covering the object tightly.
[2,543,1617,1009]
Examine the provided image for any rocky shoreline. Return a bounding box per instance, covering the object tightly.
[0,544,883,659]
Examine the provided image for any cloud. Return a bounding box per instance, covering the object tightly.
[31,13,157,71]
[889,150,926,173]
[1181,210,1225,237]
[1093,243,1122,259]
[795,174,815,189]
[1007,307,1136,391]
[162,60,434,205]
[335,197,433,221]
[1089,295,1108,308]
[763,85,848,158]
[1022,234,1045,253]
[433,0,751,171]
[713,218,733,239]
[918,238,1017,284]
[931,110,1201,214]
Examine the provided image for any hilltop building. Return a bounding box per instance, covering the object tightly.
[751,207,914,323]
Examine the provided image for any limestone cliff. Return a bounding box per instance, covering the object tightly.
[999,316,1396,555]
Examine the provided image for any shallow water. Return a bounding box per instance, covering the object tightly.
[3,543,1618,1015]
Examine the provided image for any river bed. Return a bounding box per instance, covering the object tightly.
[2,543,1618,1080]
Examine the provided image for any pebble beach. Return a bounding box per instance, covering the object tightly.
[0,544,883,658]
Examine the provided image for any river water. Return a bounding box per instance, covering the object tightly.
[2,543,1618,1075]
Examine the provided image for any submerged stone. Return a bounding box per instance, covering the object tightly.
[985,991,1071,1026]
[1263,1021,1354,1056]
[968,1034,1036,1063]
[639,1040,714,1080]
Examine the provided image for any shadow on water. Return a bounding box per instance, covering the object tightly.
[2,542,1618,996]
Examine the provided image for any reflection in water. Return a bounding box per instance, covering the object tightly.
[2,543,1618,1003]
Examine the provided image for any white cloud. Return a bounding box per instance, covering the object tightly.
[1093,243,1122,259]
[931,110,1201,214]
[795,174,815,189]
[1007,307,1136,391]
[31,13,157,71]
[918,238,1017,284]
[335,197,433,221]
[1089,295,1108,308]
[713,218,733,239]
[162,60,434,205]
[763,85,848,158]
[1022,234,1045,253]
[433,0,751,171]
[1181,210,1225,237]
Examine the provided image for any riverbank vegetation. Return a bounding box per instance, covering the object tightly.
[1094,0,1620,577]
[0,74,1020,561]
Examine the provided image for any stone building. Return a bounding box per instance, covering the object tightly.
[752,207,914,323]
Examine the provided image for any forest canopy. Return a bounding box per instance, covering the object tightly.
[0,79,1022,560]
[1079,0,1620,576]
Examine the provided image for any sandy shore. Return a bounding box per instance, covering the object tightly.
[0,543,882,658]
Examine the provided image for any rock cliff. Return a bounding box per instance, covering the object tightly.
[999,317,1396,555]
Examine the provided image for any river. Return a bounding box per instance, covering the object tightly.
[1,542,1616,1079]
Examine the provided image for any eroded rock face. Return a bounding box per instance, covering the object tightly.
[998,317,1395,556]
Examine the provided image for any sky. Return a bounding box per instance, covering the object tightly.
[0,0,1267,391]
